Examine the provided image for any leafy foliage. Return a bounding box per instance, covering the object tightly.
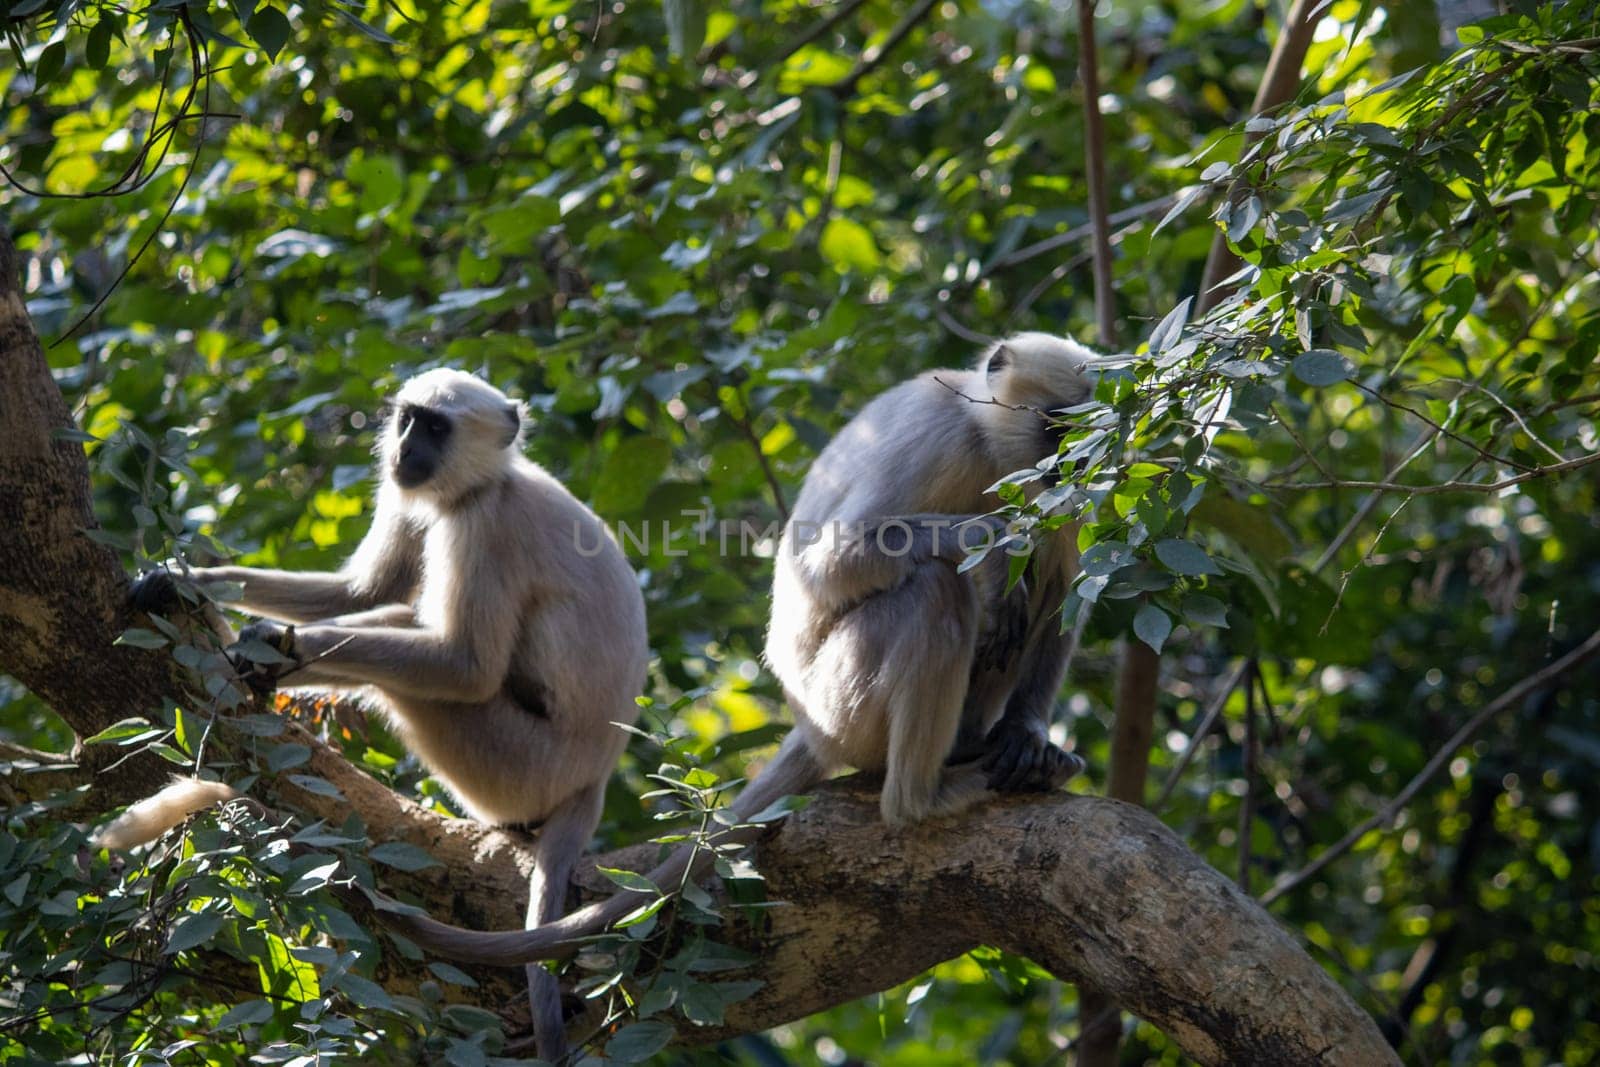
[3,0,1600,1063]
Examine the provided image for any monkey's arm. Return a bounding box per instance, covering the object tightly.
[314,604,418,629]
[196,491,423,623]
[794,512,1009,608]
[272,624,510,702]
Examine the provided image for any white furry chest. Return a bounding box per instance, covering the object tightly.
[412,523,461,626]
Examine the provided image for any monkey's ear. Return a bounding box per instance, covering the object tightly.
[986,344,1013,377]
[501,402,522,447]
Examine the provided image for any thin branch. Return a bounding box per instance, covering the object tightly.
[986,195,1177,277]
[1350,381,1535,473]
[1440,378,1567,462]
[1152,660,1249,812]
[1259,629,1600,906]
[730,400,791,523]
[1308,278,1565,573]
[827,0,937,98]
[1196,0,1325,310]
[766,0,868,70]
[1077,0,1115,348]
[1269,402,1338,481]
[1265,449,1600,497]
[52,11,216,348]
[933,305,993,345]
[1237,660,1257,890]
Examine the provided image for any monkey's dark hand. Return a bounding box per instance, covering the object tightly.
[228,621,301,696]
[980,717,1086,793]
[129,569,182,616]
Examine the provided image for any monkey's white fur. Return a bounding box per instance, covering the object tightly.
[394,333,1106,968]
[101,368,648,1059]
[768,330,1097,822]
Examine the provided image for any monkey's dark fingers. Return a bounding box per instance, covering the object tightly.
[999,738,1047,792]
[1040,748,1087,791]
[984,730,1036,791]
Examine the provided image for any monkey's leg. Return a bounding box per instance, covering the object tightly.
[523,784,605,1062]
[860,563,988,825]
[980,608,1085,793]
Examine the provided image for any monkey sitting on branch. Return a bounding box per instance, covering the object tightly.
[97,368,649,1063]
[395,332,1105,970]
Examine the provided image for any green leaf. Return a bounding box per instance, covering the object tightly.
[86,20,113,69]
[368,841,441,872]
[1133,604,1172,653]
[592,436,672,514]
[1147,297,1192,355]
[1154,539,1222,576]
[246,7,291,61]
[217,999,276,1028]
[427,962,479,987]
[606,1021,676,1062]
[1181,593,1230,628]
[285,774,346,800]
[332,972,395,1011]
[166,912,224,953]
[114,627,169,649]
[597,866,660,894]
[82,717,158,746]
[1291,349,1356,387]
[34,41,65,85]
[819,218,882,273]
[287,859,342,896]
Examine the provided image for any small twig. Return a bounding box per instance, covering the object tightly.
[1269,403,1338,481]
[764,0,868,70]
[827,0,937,98]
[1152,660,1249,812]
[1259,629,1600,906]
[985,195,1177,277]
[1237,660,1257,890]
[1265,449,1600,497]
[1439,378,1566,462]
[730,393,791,522]
[933,305,993,346]
[52,12,217,347]
[1350,381,1535,472]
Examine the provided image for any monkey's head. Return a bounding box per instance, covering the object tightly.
[381,369,525,503]
[976,332,1100,468]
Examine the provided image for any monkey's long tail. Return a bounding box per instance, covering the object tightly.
[393,733,827,967]
[91,776,242,850]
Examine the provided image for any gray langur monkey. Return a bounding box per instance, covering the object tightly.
[101,368,649,1063]
[390,332,1102,969]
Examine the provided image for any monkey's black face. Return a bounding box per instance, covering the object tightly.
[393,404,452,488]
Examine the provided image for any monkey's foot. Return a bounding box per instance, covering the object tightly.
[980,721,1086,793]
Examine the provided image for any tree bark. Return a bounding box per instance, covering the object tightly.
[0,225,1395,1062]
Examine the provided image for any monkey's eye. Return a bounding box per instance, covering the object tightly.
[425,413,451,439]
